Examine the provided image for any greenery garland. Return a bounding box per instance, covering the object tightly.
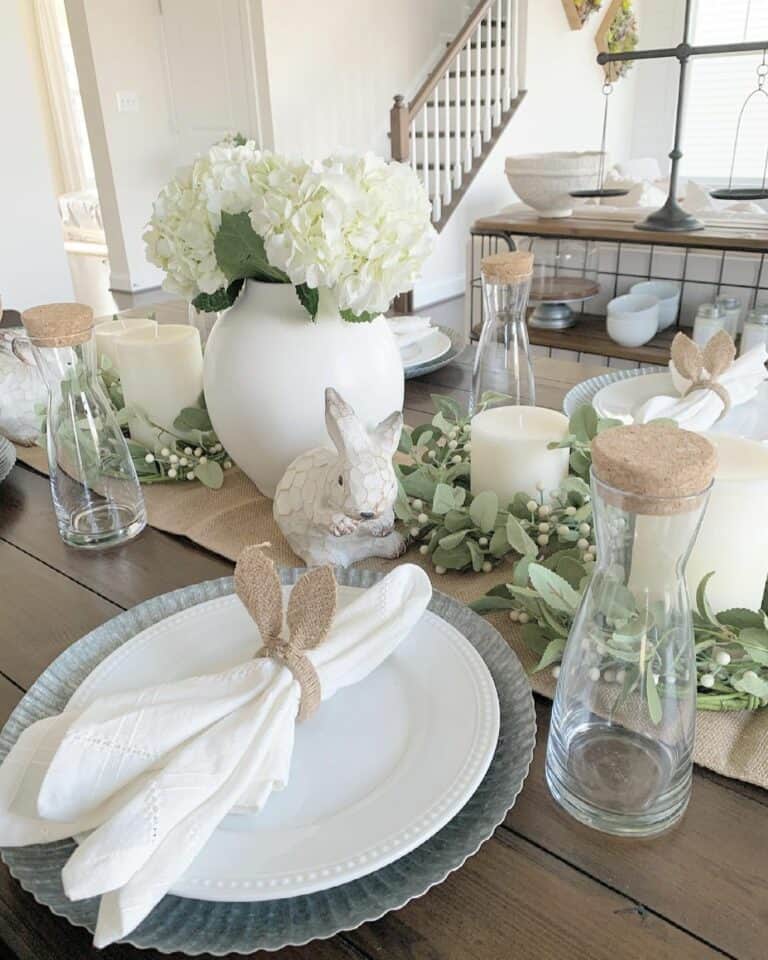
[396,395,768,712]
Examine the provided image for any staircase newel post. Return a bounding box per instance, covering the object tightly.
[390,94,410,162]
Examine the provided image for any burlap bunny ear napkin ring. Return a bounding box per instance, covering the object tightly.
[671,329,737,421]
[234,545,337,722]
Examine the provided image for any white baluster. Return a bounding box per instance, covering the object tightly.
[422,103,431,216]
[443,73,452,208]
[464,42,473,171]
[454,53,462,189]
[484,13,492,140]
[410,120,416,170]
[474,24,482,155]
[432,91,441,221]
[507,0,518,103]
[494,0,502,124]
[517,0,527,93]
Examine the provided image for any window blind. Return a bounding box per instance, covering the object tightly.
[681,0,768,183]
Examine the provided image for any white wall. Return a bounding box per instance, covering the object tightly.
[414,0,642,307]
[0,0,74,310]
[629,0,683,175]
[261,0,466,158]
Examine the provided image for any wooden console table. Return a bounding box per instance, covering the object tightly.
[470,209,768,361]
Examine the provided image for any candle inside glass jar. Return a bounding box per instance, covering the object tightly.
[470,405,570,504]
[116,325,203,449]
[94,315,158,371]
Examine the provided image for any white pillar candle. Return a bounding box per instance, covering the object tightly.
[470,405,570,504]
[686,435,768,612]
[116,325,203,449]
[94,315,158,370]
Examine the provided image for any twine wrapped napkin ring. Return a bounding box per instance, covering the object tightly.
[671,329,736,421]
[234,545,337,722]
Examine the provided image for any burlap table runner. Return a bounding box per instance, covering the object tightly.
[14,445,768,790]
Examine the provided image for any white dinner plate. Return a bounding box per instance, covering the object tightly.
[401,328,452,370]
[68,586,500,903]
[592,372,768,442]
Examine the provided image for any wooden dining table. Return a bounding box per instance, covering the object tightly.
[0,344,766,960]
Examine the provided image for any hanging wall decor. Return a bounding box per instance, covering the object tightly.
[596,0,639,81]
[561,0,603,31]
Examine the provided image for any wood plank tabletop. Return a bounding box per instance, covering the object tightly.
[0,353,766,959]
[472,208,768,253]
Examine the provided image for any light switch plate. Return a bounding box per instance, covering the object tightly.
[116,90,139,113]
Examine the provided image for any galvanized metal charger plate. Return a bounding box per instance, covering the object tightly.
[0,567,535,956]
[562,365,659,418]
[0,437,16,485]
[404,325,468,380]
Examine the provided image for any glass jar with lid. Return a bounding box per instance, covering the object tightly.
[692,303,726,347]
[739,305,768,356]
[715,295,742,338]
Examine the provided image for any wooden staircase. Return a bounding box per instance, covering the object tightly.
[389,0,528,232]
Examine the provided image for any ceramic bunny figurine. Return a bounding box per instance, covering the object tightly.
[274,388,406,567]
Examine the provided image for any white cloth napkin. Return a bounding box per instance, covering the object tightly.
[633,344,768,431]
[387,315,433,349]
[0,564,432,947]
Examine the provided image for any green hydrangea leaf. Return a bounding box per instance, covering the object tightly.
[295,283,319,319]
[192,278,244,313]
[214,211,289,284]
[340,309,377,323]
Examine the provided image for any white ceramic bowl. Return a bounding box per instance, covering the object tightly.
[606,294,660,348]
[630,280,680,331]
[505,151,603,219]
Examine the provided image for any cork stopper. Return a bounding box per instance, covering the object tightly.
[591,424,717,515]
[481,251,534,284]
[22,303,93,347]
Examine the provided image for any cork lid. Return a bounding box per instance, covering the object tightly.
[481,251,534,283]
[22,303,93,347]
[591,424,717,514]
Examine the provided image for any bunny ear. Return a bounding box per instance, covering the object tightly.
[287,564,337,651]
[325,387,367,455]
[703,329,736,379]
[671,332,704,382]
[373,410,403,458]
[234,545,283,643]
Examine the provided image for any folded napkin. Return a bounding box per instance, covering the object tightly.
[633,331,768,432]
[387,315,434,349]
[0,551,432,947]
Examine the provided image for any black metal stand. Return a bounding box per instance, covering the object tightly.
[597,0,768,232]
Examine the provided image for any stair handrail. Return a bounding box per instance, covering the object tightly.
[390,0,495,162]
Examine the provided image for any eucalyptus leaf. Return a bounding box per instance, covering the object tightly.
[528,563,580,615]
[696,571,719,625]
[732,672,768,700]
[717,609,765,631]
[534,638,566,672]
[513,554,534,587]
[439,530,468,550]
[506,514,538,556]
[736,628,768,665]
[174,407,212,432]
[645,668,663,724]
[466,538,484,572]
[432,411,453,436]
[444,509,474,533]
[431,395,461,419]
[410,424,435,447]
[569,405,598,442]
[398,430,413,455]
[521,622,550,656]
[431,544,472,570]
[469,490,498,533]
[194,460,224,489]
[489,526,511,558]
[469,595,517,613]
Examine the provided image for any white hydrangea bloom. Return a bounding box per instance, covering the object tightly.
[147,142,435,316]
[144,139,278,298]
[249,153,435,315]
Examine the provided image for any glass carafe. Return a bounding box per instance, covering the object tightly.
[471,251,535,414]
[546,429,714,837]
[22,304,146,549]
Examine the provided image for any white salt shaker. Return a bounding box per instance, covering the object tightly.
[692,303,726,347]
[739,306,768,356]
[715,295,742,338]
